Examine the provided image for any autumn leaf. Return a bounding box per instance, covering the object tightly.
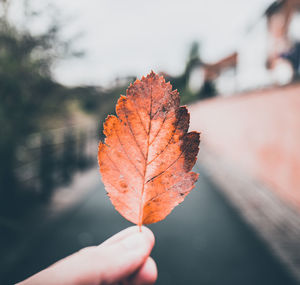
[98,71,200,228]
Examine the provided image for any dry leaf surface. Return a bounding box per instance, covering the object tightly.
[98,72,200,227]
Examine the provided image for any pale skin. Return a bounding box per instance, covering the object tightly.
[17,226,157,285]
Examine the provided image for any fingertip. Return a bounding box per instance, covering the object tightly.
[100,226,155,248]
[97,227,155,283]
[132,257,158,285]
[140,226,155,247]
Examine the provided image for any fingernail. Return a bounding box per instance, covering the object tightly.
[122,233,147,250]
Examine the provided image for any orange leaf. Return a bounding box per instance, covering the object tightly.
[98,71,200,228]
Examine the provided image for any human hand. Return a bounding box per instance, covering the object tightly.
[18,226,157,285]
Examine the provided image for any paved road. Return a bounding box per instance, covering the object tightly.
[3,165,298,285]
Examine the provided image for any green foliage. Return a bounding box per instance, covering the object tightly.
[180,88,198,105]
[0,3,90,213]
[164,41,205,104]
[0,2,131,215]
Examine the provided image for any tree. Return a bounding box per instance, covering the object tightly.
[0,1,81,214]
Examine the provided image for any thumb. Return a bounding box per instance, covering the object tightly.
[17,227,155,285]
[95,226,155,283]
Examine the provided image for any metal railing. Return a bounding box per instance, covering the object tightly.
[13,123,98,201]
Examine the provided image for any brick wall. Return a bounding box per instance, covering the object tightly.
[189,83,300,210]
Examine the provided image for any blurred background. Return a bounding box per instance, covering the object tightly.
[1,0,300,284]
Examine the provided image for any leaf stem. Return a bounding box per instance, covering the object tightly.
[137,86,153,230]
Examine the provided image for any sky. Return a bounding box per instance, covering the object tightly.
[9,0,273,86]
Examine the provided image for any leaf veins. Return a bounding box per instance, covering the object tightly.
[98,71,200,228]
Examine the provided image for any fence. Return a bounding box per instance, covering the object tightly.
[0,123,99,218]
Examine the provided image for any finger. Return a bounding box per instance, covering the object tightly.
[17,227,155,285]
[96,228,155,283]
[130,257,158,285]
[100,226,152,247]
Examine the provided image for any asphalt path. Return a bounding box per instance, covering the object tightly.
[4,164,298,285]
